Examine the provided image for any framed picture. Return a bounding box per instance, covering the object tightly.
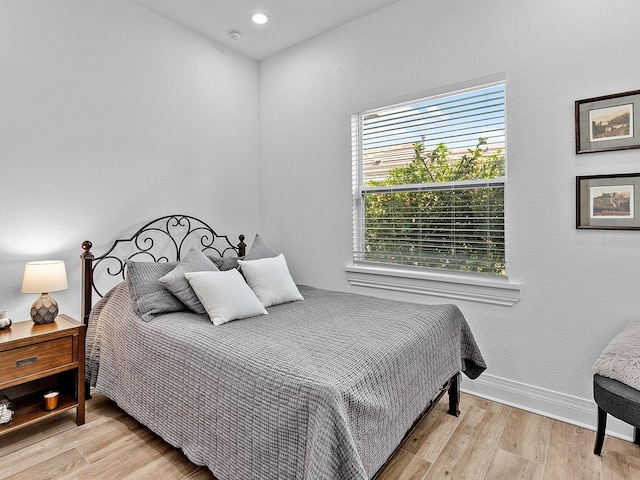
[576,173,640,229]
[575,90,640,154]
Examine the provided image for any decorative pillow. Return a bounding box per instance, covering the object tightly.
[243,234,279,261]
[207,256,240,271]
[126,260,182,322]
[238,254,303,307]
[185,269,267,326]
[159,247,219,314]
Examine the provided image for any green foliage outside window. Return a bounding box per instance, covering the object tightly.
[363,139,506,275]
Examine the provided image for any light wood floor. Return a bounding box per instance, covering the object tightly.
[0,392,638,479]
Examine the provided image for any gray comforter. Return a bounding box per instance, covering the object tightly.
[86,282,485,480]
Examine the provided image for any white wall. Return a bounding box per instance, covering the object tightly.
[259,0,640,434]
[0,1,260,319]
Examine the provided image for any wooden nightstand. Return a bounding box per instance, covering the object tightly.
[0,314,85,435]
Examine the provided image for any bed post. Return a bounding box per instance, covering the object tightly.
[238,235,246,257]
[81,241,94,325]
[80,240,94,401]
[448,372,461,417]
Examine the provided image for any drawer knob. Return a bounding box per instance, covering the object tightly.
[16,356,37,367]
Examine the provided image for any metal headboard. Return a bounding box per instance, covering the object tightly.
[80,214,245,324]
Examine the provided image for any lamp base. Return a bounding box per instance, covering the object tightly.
[30,293,58,325]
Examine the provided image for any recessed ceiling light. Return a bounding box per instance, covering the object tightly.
[251,13,270,25]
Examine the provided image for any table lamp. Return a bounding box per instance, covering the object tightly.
[21,260,68,324]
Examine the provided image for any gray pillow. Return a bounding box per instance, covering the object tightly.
[208,256,240,271]
[126,260,182,322]
[159,247,218,314]
[244,234,279,261]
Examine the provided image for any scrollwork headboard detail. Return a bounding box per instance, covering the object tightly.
[80,214,246,325]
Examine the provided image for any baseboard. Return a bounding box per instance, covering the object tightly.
[461,373,635,442]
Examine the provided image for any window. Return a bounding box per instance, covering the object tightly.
[352,82,506,276]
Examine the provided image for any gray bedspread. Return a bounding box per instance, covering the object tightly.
[86,282,485,480]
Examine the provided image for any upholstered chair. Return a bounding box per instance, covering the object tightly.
[593,374,640,455]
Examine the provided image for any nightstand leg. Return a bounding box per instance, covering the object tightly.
[76,376,85,425]
[76,324,86,425]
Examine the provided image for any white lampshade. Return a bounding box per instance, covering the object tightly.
[21,261,68,294]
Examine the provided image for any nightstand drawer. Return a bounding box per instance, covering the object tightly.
[0,336,73,383]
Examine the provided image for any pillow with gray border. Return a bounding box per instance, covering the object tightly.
[243,234,279,261]
[126,260,182,322]
[159,247,219,314]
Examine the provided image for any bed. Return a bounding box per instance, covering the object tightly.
[81,214,486,480]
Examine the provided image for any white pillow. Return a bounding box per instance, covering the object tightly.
[238,254,303,307]
[184,270,267,326]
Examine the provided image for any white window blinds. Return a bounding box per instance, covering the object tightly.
[352,82,506,276]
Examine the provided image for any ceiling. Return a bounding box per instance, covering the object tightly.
[133,0,404,61]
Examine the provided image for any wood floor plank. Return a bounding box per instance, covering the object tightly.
[423,405,509,480]
[58,435,174,480]
[483,449,544,480]
[376,447,431,480]
[0,425,78,476]
[597,430,640,458]
[74,418,158,464]
[498,407,551,464]
[600,449,640,480]
[184,467,217,480]
[402,396,469,463]
[2,448,87,480]
[0,410,77,457]
[117,445,204,480]
[462,393,512,415]
[541,419,602,480]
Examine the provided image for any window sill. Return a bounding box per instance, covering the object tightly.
[344,264,521,306]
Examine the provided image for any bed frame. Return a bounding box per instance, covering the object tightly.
[80,214,246,325]
[79,213,461,479]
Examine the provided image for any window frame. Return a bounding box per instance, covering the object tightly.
[347,75,520,305]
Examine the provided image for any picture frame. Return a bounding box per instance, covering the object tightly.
[575,89,640,154]
[576,173,640,229]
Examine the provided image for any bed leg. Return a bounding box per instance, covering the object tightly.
[448,372,461,417]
